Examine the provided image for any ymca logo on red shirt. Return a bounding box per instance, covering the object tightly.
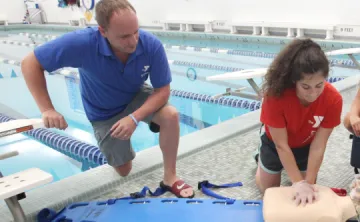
[303,116,324,144]
[308,116,324,128]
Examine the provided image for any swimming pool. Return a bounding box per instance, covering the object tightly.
[0,133,82,182]
[0,25,357,183]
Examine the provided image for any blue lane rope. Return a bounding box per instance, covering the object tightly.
[0,113,107,167]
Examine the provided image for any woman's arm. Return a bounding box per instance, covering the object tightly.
[305,127,333,184]
[268,126,304,183]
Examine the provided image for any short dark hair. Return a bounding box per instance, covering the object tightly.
[95,0,136,30]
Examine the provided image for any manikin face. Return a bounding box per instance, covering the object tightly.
[99,8,139,54]
[295,71,326,105]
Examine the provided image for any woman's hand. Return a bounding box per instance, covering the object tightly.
[292,180,319,206]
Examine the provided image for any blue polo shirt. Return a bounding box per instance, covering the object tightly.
[34,27,172,121]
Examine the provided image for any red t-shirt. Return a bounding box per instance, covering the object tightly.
[260,82,343,148]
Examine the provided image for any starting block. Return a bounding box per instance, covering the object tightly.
[0,158,53,222]
[206,68,267,100]
[1,118,52,222]
[37,198,264,222]
[325,48,360,70]
[0,168,53,200]
[0,118,44,138]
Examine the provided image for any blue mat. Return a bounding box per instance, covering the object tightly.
[38,198,264,222]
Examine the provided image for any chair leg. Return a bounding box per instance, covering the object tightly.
[0,171,26,222]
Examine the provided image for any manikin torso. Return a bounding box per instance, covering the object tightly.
[263,185,358,222]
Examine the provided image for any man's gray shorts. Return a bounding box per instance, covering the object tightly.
[90,84,163,167]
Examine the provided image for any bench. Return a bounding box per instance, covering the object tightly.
[229,21,335,39]
[161,19,213,32]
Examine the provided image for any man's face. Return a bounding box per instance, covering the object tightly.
[99,8,139,54]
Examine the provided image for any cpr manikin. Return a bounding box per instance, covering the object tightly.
[262,176,360,222]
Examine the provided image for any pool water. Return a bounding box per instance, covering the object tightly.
[0,133,82,182]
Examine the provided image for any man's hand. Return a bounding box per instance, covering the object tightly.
[110,116,137,140]
[42,109,68,130]
[350,115,360,136]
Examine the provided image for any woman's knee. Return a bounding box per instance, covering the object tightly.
[255,166,264,193]
[255,165,281,193]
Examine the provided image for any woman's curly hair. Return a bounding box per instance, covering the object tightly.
[261,38,329,97]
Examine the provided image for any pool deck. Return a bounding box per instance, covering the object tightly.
[1,73,360,221]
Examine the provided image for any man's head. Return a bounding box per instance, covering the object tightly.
[96,0,139,54]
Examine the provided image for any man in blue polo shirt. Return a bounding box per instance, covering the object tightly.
[21,0,194,198]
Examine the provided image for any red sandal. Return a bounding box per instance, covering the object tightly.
[160,180,195,198]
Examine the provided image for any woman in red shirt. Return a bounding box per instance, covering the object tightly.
[256,38,343,206]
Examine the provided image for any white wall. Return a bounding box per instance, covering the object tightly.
[38,0,360,27]
[131,0,345,26]
[40,0,86,24]
[0,0,26,23]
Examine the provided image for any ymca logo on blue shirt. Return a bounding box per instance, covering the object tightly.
[141,65,150,78]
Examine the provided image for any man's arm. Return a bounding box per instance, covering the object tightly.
[132,38,172,122]
[21,30,88,129]
[268,126,304,183]
[21,52,54,113]
[305,127,333,184]
[132,84,170,122]
[22,31,88,111]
